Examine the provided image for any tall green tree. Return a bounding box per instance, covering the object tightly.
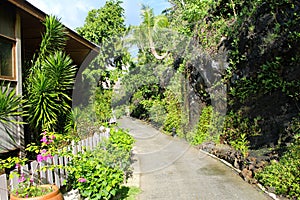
[76,0,126,45]
[75,0,128,122]
[77,0,127,85]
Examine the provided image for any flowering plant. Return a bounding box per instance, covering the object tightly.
[9,131,64,198]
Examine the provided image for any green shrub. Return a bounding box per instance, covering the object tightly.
[221,111,261,155]
[229,133,249,158]
[106,128,135,174]
[255,134,300,199]
[93,88,113,123]
[186,105,225,145]
[68,128,135,200]
[163,90,182,133]
[65,106,103,139]
[68,149,124,200]
[142,99,166,127]
[189,105,213,145]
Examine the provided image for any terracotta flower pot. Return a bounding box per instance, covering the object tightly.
[10,185,64,200]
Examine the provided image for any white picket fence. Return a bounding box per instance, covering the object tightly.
[0,128,110,200]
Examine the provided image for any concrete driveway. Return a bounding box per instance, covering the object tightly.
[118,117,271,200]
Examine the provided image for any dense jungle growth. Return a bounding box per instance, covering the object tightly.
[0,0,299,199]
[75,0,300,198]
[94,0,299,198]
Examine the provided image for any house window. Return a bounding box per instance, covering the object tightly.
[0,37,14,78]
[0,3,15,79]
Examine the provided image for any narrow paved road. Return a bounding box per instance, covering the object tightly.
[118,117,270,200]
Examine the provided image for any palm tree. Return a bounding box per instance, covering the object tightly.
[131,5,169,60]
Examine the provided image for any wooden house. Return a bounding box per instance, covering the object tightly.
[0,0,98,153]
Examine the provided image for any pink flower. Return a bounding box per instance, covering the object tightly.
[78,178,87,183]
[37,152,53,162]
[51,135,56,140]
[18,174,25,183]
[37,154,43,162]
[45,154,53,160]
[41,149,47,154]
[15,163,21,169]
[40,136,48,144]
[42,131,47,135]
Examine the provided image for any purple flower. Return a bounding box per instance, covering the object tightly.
[78,178,87,183]
[30,178,34,183]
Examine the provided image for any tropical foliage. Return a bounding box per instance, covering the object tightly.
[0,82,26,125]
[76,0,129,125]
[131,5,169,60]
[0,0,298,199]
[0,81,27,141]
[25,16,76,134]
[76,0,125,45]
[110,1,299,198]
[256,133,300,199]
[67,128,134,200]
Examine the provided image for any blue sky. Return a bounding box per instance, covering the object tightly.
[26,0,170,30]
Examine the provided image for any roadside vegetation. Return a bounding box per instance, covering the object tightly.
[0,0,299,199]
[109,0,299,199]
[0,1,137,199]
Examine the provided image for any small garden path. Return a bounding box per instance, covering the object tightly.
[118,117,271,200]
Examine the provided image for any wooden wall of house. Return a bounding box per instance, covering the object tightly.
[0,2,23,154]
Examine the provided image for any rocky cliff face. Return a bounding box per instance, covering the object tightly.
[220,1,299,148]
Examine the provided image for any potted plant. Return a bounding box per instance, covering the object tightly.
[10,184,63,200]
[8,131,66,199]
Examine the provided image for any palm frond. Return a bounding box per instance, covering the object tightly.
[44,51,76,90]
[25,15,74,132]
[0,81,27,124]
[31,15,68,71]
[0,81,27,142]
[154,15,169,30]
[27,70,59,130]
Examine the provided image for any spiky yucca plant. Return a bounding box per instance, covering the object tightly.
[26,16,76,133]
[0,81,27,140]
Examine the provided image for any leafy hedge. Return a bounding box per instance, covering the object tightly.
[67,128,134,200]
[255,134,300,199]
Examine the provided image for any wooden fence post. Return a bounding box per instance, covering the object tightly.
[0,174,8,200]
[1,129,111,197]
